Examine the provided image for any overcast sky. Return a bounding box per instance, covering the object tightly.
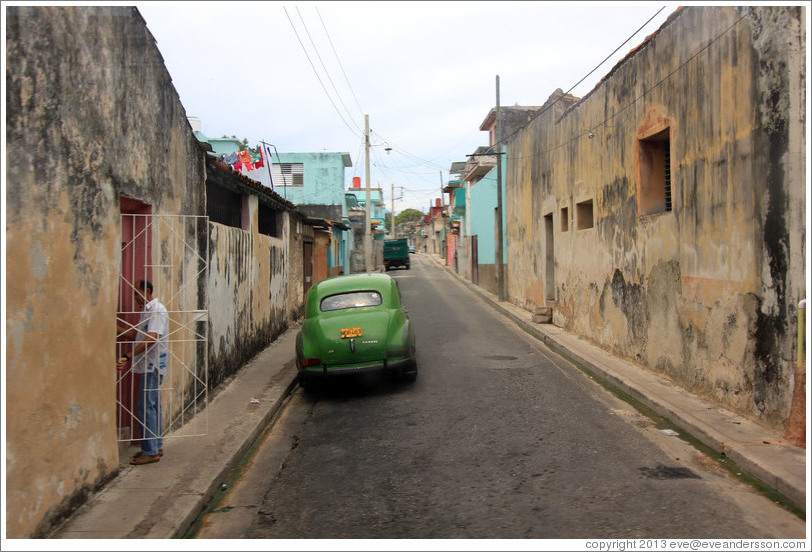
[136,1,679,214]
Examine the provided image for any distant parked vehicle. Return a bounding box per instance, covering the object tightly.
[383,238,410,270]
[408,245,416,254]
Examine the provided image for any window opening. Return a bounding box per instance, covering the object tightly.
[637,129,672,215]
[576,199,594,230]
[206,181,242,228]
[560,206,569,232]
[258,203,279,237]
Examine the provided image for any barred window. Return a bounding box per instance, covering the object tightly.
[271,163,304,187]
[637,129,672,216]
[206,181,242,229]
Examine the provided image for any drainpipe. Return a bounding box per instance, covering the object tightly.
[784,299,806,447]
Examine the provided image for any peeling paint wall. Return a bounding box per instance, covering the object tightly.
[207,194,294,390]
[5,6,207,537]
[505,6,805,429]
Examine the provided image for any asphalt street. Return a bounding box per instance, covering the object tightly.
[194,255,805,540]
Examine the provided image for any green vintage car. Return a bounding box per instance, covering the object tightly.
[296,273,418,390]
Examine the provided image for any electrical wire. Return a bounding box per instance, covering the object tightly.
[315,5,365,120]
[283,6,363,141]
[370,132,448,171]
[505,7,752,162]
[295,7,363,136]
[500,5,668,145]
[366,7,670,180]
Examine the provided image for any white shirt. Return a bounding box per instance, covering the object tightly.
[132,298,169,375]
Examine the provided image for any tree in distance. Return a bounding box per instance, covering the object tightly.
[395,208,424,225]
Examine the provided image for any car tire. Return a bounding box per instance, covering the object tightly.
[400,364,418,383]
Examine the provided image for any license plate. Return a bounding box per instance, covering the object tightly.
[340,327,362,338]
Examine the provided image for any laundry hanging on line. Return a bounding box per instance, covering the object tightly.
[221,146,265,173]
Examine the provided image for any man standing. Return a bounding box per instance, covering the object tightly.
[117,280,169,465]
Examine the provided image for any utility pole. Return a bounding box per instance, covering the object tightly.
[495,75,505,301]
[364,114,372,273]
[391,182,395,237]
[439,171,446,264]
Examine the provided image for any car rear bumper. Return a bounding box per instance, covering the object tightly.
[298,357,416,380]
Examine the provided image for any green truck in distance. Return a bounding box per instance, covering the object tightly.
[383,238,410,270]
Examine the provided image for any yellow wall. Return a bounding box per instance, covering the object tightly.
[5,6,207,537]
[505,6,806,428]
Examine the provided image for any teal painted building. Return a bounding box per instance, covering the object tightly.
[467,163,507,266]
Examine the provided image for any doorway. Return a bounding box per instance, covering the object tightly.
[544,213,555,301]
[118,197,152,443]
[117,198,211,446]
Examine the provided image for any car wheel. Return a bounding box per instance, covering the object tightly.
[401,363,418,383]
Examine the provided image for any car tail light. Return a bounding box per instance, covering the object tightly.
[300,358,321,367]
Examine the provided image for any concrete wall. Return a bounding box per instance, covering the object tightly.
[288,212,307,313]
[504,6,806,429]
[5,6,207,537]
[207,195,293,390]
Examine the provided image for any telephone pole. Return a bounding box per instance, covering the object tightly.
[391,182,395,237]
[364,114,372,273]
[495,75,505,301]
[439,171,447,264]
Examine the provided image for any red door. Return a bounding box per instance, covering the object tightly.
[117,196,152,442]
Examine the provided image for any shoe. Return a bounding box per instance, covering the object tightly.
[130,454,160,465]
[133,449,163,459]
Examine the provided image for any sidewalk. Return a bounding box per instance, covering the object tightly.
[427,254,807,515]
[54,256,806,539]
[53,328,301,539]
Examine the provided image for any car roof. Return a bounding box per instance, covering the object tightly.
[310,272,395,298]
[312,272,398,298]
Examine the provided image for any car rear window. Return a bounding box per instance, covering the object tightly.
[320,291,383,312]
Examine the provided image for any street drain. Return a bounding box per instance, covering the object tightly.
[639,465,701,480]
[485,355,518,361]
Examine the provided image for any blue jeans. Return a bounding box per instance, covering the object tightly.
[137,370,163,455]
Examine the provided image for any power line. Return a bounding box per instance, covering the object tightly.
[370,131,447,171]
[295,7,363,135]
[283,6,363,140]
[501,5,668,144]
[315,5,365,120]
[506,7,751,162]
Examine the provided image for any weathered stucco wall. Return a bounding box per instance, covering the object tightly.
[5,6,207,537]
[505,6,805,428]
[207,194,292,390]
